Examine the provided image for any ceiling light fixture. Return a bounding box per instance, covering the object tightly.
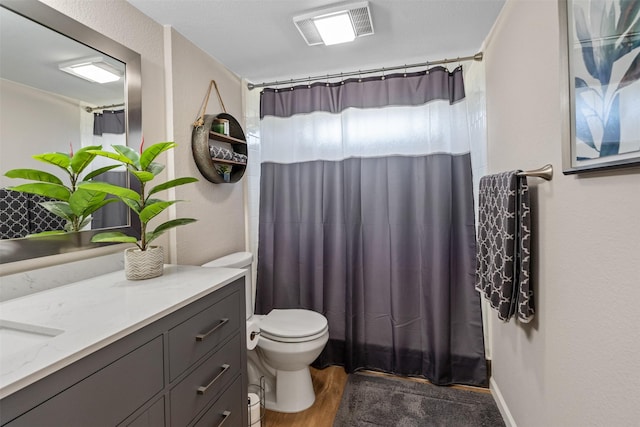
[313,12,356,46]
[293,1,374,47]
[59,57,122,84]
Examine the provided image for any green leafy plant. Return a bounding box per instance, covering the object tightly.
[217,164,232,175]
[80,142,198,250]
[3,145,121,234]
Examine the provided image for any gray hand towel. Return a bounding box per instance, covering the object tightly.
[475,171,533,322]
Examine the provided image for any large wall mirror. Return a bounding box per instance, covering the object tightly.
[0,0,141,265]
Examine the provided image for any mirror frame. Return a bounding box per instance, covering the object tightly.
[0,0,142,265]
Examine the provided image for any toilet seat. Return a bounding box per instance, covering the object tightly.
[260,309,328,343]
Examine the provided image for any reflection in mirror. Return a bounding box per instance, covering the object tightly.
[1,6,128,237]
[0,0,141,264]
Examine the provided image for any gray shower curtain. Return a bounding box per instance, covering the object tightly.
[257,67,486,386]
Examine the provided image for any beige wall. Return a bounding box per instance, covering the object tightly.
[168,28,245,265]
[485,1,640,426]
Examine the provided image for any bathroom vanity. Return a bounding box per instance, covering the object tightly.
[0,265,248,427]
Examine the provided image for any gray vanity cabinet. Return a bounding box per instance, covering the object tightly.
[5,337,164,426]
[0,278,248,427]
[126,398,166,427]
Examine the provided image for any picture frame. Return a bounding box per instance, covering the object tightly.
[559,0,640,174]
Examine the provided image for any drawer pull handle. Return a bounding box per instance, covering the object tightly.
[195,318,229,341]
[197,364,230,395]
[217,410,232,427]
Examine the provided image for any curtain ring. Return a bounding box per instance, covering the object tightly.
[290,78,294,91]
[381,67,385,81]
[274,80,279,93]
[326,74,330,87]
[403,64,407,78]
[307,76,311,88]
[340,72,345,85]
[358,70,362,83]
[425,61,430,75]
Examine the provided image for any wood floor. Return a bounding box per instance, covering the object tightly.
[263,366,348,427]
[262,366,490,427]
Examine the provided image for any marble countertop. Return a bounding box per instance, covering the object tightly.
[0,265,246,399]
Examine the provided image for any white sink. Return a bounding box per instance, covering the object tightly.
[0,320,64,358]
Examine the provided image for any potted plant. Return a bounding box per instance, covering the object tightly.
[216,164,232,182]
[80,141,198,280]
[3,145,122,235]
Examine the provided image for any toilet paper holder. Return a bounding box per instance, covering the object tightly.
[246,318,261,351]
[248,376,265,427]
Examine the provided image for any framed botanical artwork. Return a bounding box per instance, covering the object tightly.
[559,0,640,174]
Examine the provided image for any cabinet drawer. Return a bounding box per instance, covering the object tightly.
[123,397,164,427]
[169,290,241,380]
[193,377,243,427]
[6,336,163,427]
[170,333,241,427]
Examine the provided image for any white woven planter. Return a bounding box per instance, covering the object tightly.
[124,246,164,280]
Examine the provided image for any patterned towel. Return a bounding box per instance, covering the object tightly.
[475,171,533,323]
[209,145,235,161]
[209,146,247,164]
[232,152,247,164]
[0,189,66,239]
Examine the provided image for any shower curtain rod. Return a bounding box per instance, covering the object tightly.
[84,103,125,113]
[247,52,483,90]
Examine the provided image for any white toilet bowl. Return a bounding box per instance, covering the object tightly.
[203,253,329,413]
[251,309,329,412]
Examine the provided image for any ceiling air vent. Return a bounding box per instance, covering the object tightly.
[350,5,373,36]
[293,1,374,46]
[295,18,323,46]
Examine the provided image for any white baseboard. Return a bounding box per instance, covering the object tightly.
[490,376,517,427]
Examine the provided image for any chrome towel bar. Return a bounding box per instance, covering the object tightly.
[517,164,553,181]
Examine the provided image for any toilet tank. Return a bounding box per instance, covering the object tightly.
[202,252,254,319]
[202,252,253,269]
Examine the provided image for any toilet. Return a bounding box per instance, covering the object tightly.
[202,252,329,413]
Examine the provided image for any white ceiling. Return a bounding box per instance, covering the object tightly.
[127,0,505,85]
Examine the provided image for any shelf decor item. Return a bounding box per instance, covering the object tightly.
[212,118,230,135]
[79,141,198,280]
[560,0,640,174]
[216,164,232,182]
[192,80,248,184]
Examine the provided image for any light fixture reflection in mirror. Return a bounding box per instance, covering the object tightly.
[59,57,123,84]
[0,0,141,265]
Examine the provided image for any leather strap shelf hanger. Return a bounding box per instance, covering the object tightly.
[191,80,247,184]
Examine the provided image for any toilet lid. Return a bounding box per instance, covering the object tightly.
[260,309,328,340]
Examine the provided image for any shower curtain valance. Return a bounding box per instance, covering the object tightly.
[260,66,465,119]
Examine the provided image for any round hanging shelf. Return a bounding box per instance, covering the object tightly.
[192,113,247,184]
